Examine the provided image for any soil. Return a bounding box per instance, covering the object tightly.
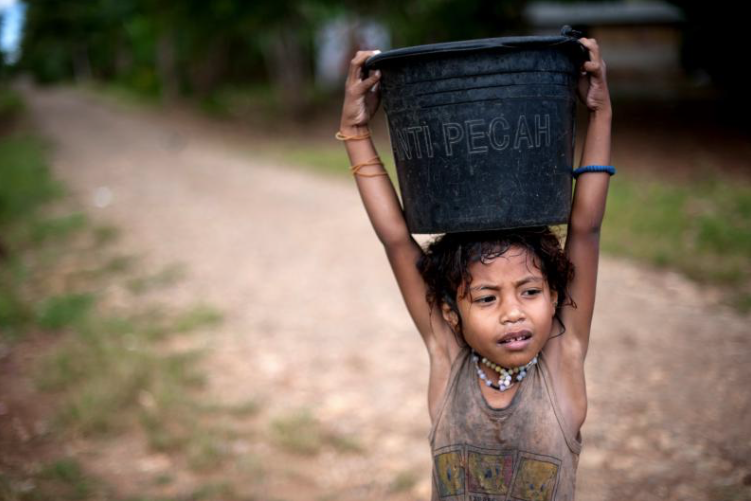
[3,84,750,501]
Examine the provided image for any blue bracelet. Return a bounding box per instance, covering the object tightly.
[572,165,616,178]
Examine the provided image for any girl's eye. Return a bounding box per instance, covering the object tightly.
[475,296,495,304]
[523,289,542,297]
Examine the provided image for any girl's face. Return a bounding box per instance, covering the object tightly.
[443,245,558,368]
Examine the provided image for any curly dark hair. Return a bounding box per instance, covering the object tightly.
[416,226,576,345]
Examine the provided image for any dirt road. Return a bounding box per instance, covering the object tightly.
[23,86,751,500]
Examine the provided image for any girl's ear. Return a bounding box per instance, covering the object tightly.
[550,289,559,309]
[441,303,459,331]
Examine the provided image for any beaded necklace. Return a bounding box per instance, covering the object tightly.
[471,351,538,391]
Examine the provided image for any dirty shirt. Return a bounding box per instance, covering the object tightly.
[429,345,582,501]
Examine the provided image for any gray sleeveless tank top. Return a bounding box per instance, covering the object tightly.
[428,345,582,501]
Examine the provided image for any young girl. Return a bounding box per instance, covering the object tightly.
[338,38,612,500]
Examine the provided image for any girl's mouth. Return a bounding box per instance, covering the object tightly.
[497,331,532,350]
[499,334,531,344]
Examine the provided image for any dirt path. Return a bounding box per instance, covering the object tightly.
[23,86,751,500]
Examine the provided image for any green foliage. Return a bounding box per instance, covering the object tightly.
[601,171,751,308]
[17,0,532,106]
[0,458,110,501]
[27,212,89,244]
[0,130,69,338]
[35,292,96,330]
[35,307,215,436]
[0,134,64,225]
[36,459,94,500]
[378,0,528,47]
[0,86,24,125]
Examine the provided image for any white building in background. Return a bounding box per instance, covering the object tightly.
[524,1,697,99]
[316,16,390,90]
[0,0,26,64]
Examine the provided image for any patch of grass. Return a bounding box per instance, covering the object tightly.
[172,302,224,333]
[326,432,364,453]
[188,481,240,501]
[0,134,65,226]
[34,292,97,330]
[91,223,121,246]
[81,81,162,111]
[200,85,281,120]
[197,398,261,418]
[0,458,110,501]
[235,453,265,479]
[0,89,248,501]
[389,469,419,494]
[270,409,363,456]
[122,480,246,501]
[227,398,262,417]
[152,473,174,486]
[270,409,323,455]
[732,292,751,314]
[0,85,25,122]
[0,132,74,339]
[0,260,34,338]
[35,308,212,437]
[126,262,188,294]
[185,426,235,471]
[27,212,89,245]
[270,138,399,183]
[707,482,751,501]
[36,459,94,500]
[601,170,751,308]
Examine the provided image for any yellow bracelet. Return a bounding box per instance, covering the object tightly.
[335,129,372,141]
[350,157,388,177]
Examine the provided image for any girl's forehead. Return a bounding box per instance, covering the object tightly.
[468,246,543,282]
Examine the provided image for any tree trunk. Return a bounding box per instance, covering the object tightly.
[72,43,92,82]
[265,25,310,116]
[157,29,179,102]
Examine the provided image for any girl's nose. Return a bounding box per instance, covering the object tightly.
[500,304,524,324]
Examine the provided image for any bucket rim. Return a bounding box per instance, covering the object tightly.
[365,33,588,70]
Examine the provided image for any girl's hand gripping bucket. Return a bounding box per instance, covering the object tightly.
[365,26,589,234]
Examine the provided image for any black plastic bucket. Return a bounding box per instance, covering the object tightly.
[365,26,588,234]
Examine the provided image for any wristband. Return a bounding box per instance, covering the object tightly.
[350,156,388,178]
[335,129,372,141]
[572,165,616,178]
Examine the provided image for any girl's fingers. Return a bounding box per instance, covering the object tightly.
[578,38,603,75]
[582,61,601,73]
[578,38,600,61]
[358,70,381,92]
[347,50,381,85]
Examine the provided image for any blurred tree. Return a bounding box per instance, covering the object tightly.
[369,0,528,47]
[667,0,748,128]
[17,0,531,110]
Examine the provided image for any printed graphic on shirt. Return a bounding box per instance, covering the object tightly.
[466,449,515,495]
[435,449,465,497]
[509,453,559,501]
[434,446,561,501]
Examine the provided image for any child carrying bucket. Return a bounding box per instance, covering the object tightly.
[338,36,612,500]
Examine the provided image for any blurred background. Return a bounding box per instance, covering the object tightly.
[1,1,749,501]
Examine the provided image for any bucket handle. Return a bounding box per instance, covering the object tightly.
[561,25,584,39]
[561,25,591,63]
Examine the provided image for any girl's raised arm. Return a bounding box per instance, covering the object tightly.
[559,38,613,360]
[339,51,449,355]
